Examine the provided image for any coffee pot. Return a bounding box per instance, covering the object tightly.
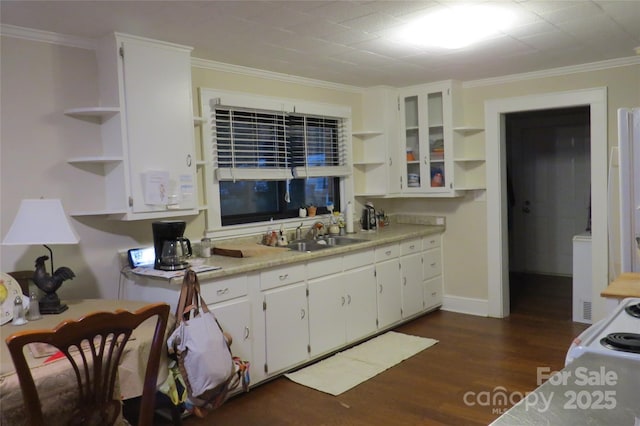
[361,202,377,231]
[160,237,192,270]
[152,221,192,270]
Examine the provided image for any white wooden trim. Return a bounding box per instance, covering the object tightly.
[485,87,608,319]
[441,295,489,317]
[464,57,640,88]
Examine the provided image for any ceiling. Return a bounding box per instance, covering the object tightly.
[1,0,639,87]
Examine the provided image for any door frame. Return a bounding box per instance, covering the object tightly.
[485,87,608,319]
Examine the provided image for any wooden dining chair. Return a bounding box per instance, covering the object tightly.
[5,302,170,426]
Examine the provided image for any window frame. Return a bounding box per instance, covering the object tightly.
[199,88,354,238]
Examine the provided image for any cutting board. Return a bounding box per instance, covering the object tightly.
[213,242,289,258]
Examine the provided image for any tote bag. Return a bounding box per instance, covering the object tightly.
[167,269,235,407]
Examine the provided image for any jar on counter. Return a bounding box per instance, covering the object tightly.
[200,238,212,258]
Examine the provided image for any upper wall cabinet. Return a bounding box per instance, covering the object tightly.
[352,87,401,198]
[65,33,198,220]
[397,81,485,197]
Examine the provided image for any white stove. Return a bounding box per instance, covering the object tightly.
[566,297,640,366]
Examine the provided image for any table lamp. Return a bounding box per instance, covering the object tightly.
[2,199,80,314]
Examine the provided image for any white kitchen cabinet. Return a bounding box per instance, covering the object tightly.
[401,251,424,318]
[308,251,377,357]
[398,81,487,197]
[263,282,309,375]
[422,234,444,310]
[65,33,198,219]
[343,265,377,341]
[209,299,252,368]
[308,273,345,357]
[375,244,402,329]
[353,87,401,197]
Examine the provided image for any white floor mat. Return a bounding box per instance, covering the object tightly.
[285,331,438,396]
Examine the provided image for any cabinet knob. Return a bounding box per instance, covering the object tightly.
[341,296,346,306]
[186,154,192,167]
[279,274,289,281]
[379,284,383,293]
[300,309,306,320]
[347,294,351,305]
[244,326,250,340]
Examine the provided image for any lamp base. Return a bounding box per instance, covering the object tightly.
[39,300,68,315]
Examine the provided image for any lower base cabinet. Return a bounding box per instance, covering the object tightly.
[209,299,252,364]
[401,252,424,318]
[308,265,377,357]
[376,258,402,328]
[424,276,443,310]
[263,282,309,375]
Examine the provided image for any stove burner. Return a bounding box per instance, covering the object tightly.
[625,303,640,318]
[601,332,640,354]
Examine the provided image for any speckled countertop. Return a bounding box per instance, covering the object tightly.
[151,221,444,285]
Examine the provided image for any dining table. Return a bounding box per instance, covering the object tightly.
[0,299,174,425]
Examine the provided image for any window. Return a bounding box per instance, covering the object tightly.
[201,90,351,229]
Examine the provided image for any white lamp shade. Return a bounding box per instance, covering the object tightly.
[2,199,79,245]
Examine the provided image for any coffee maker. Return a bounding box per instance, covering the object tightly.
[152,221,192,270]
[361,201,377,231]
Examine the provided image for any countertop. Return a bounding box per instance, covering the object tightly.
[490,352,640,425]
[129,223,444,285]
[601,272,640,299]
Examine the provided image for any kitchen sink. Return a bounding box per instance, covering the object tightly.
[316,236,369,246]
[286,236,368,252]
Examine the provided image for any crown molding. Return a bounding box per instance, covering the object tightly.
[2,24,637,91]
[190,57,363,94]
[463,56,640,88]
[0,24,96,50]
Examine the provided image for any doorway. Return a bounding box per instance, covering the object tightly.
[505,107,591,318]
[485,88,608,320]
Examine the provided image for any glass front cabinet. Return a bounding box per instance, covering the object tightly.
[399,82,457,196]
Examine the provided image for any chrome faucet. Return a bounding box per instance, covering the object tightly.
[306,221,326,239]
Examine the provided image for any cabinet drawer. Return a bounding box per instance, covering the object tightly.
[423,249,442,280]
[422,234,442,250]
[307,255,343,280]
[400,238,422,255]
[260,263,306,290]
[343,249,375,271]
[424,276,443,309]
[375,243,400,262]
[200,274,248,304]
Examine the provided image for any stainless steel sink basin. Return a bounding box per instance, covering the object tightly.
[286,240,330,252]
[317,236,368,246]
[287,236,368,252]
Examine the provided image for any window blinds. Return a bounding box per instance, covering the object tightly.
[211,102,350,181]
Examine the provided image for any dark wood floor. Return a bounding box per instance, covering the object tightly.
[172,273,586,426]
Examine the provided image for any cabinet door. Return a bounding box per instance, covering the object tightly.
[424,276,443,310]
[264,283,308,374]
[376,259,402,328]
[209,299,252,364]
[308,274,346,357]
[423,248,442,280]
[401,253,424,318]
[400,83,455,196]
[344,265,377,342]
[120,36,197,213]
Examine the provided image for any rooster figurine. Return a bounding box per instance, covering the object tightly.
[33,255,75,314]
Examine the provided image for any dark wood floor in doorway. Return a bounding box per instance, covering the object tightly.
[175,275,586,426]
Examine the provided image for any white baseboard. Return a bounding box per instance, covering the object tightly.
[442,295,489,317]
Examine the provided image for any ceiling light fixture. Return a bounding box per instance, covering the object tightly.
[398,5,515,49]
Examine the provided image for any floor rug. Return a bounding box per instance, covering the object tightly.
[285,331,438,396]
